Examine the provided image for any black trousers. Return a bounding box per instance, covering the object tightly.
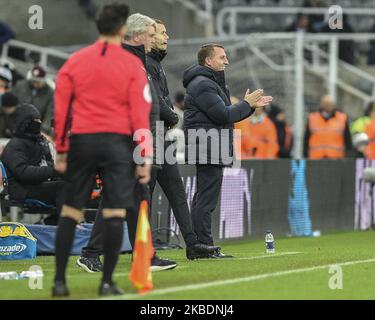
[82,160,200,257]
[26,180,65,215]
[149,162,198,248]
[191,165,223,246]
[82,184,141,258]
[82,161,198,257]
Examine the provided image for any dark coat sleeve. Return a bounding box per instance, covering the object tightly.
[194,80,253,125]
[2,141,54,184]
[344,120,353,155]
[148,79,159,140]
[303,122,310,158]
[149,78,164,167]
[147,63,178,128]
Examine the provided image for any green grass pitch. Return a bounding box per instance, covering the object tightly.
[1,231,375,300]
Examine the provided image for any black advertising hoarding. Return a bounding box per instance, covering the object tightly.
[151,159,365,245]
[306,160,355,233]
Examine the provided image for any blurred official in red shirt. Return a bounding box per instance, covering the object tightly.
[52,3,152,298]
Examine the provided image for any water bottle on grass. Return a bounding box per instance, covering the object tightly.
[265,231,275,254]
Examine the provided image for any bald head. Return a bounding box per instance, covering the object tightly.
[320,95,335,114]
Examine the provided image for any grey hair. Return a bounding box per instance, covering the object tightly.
[124,13,155,40]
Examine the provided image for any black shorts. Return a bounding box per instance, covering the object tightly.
[64,133,136,210]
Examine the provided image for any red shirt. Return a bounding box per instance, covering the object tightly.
[54,40,152,156]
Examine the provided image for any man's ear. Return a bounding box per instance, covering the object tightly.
[133,32,142,43]
[205,57,212,67]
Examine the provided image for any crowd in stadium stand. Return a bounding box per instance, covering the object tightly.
[12,65,54,136]
[233,94,375,160]
[3,61,375,163]
[197,0,374,12]
[0,64,53,137]
[194,0,375,64]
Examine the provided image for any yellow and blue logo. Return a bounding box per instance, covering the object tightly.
[0,223,37,260]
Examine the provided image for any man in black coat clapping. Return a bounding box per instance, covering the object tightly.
[183,44,273,257]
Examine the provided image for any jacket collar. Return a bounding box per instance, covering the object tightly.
[212,69,226,89]
[201,66,227,89]
[148,48,167,62]
[122,43,146,66]
[183,65,227,91]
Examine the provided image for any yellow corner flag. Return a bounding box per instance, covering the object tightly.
[129,197,154,294]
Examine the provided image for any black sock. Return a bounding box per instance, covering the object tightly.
[54,217,77,283]
[102,217,124,284]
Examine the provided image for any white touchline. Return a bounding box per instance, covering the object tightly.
[183,251,302,262]
[103,257,375,300]
[227,251,302,261]
[84,253,301,280]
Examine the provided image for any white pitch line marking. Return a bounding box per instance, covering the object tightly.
[223,251,302,261]
[102,257,375,300]
[183,252,302,262]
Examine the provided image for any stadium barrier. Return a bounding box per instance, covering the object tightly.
[2,159,373,253]
[151,159,374,245]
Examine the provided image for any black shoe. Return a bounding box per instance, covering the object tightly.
[207,249,234,259]
[52,281,70,297]
[76,256,103,273]
[150,255,177,272]
[99,282,124,296]
[186,243,221,260]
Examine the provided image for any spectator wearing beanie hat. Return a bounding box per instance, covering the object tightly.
[0,92,18,139]
[0,66,12,97]
[1,61,24,86]
[29,65,47,85]
[11,65,53,136]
